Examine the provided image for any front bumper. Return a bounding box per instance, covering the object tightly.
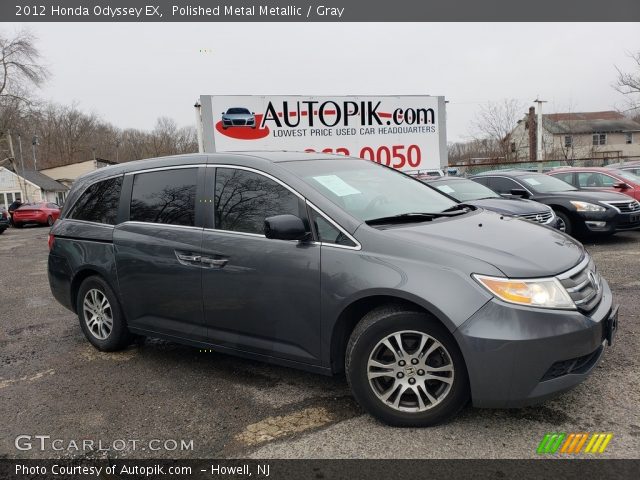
[578,209,640,233]
[454,278,614,408]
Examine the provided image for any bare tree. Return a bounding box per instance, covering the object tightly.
[614,50,640,117]
[0,29,50,103]
[471,99,526,162]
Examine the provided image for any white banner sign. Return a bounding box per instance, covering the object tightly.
[200,95,447,170]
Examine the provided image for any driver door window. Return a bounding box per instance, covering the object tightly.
[214,168,302,235]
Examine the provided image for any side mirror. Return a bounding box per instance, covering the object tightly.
[510,189,530,198]
[613,182,629,189]
[264,215,309,241]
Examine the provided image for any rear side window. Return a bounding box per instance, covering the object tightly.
[551,172,574,185]
[70,176,122,225]
[489,177,521,194]
[130,168,197,226]
[214,168,299,235]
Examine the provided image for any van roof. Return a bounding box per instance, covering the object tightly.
[75,150,351,184]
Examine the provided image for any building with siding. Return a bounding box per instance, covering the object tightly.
[0,167,68,210]
[509,110,640,162]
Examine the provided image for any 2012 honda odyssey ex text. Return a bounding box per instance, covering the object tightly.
[48,152,619,426]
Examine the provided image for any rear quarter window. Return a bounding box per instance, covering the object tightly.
[70,176,123,225]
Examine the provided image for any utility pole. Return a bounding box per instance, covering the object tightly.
[194,100,204,154]
[17,133,29,202]
[31,135,38,170]
[533,98,547,171]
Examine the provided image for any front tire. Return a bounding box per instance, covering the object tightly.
[76,276,133,351]
[346,305,469,427]
[555,210,573,236]
[14,222,22,228]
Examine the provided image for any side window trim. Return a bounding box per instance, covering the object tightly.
[307,201,361,251]
[66,173,124,226]
[206,164,361,250]
[211,165,305,237]
[65,173,124,221]
[120,166,205,229]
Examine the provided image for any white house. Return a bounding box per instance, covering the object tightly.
[510,110,640,162]
[0,167,69,210]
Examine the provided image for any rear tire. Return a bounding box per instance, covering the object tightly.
[14,222,22,228]
[47,215,54,226]
[346,305,469,427]
[76,276,133,351]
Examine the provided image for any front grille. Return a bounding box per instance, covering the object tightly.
[604,200,640,213]
[541,345,603,381]
[518,211,553,224]
[557,256,603,314]
[232,119,246,126]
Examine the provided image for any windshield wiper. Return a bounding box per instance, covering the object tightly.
[366,206,472,226]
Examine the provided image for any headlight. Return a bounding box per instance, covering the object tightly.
[473,274,575,309]
[570,201,606,212]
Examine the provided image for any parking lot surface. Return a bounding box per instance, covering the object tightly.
[1,226,638,459]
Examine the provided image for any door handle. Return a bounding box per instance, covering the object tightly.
[201,257,228,268]
[175,252,202,266]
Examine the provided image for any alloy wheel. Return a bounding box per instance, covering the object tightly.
[367,330,454,412]
[83,289,113,340]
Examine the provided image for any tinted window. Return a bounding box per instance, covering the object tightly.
[130,169,197,226]
[471,177,490,187]
[215,168,300,235]
[488,177,521,194]
[70,176,122,225]
[310,209,356,247]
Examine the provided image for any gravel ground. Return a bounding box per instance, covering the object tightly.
[0,226,638,459]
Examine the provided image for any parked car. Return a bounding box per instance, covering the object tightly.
[605,160,640,176]
[49,152,617,427]
[421,177,559,229]
[548,167,640,201]
[221,107,256,129]
[0,207,9,234]
[12,202,61,227]
[471,170,640,236]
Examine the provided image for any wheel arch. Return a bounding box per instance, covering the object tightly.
[69,267,118,314]
[329,292,456,375]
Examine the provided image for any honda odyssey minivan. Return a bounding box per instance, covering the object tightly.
[48,152,618,426]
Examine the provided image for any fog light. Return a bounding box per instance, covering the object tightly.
[585,221,606,228]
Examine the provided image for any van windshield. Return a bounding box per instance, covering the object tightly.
[284,159,458,222]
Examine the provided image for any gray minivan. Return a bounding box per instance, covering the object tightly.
[48,152,618,426]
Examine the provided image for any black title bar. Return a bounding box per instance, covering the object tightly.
[3,0,640,21]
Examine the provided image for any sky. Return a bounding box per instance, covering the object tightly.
[5,22,640,142]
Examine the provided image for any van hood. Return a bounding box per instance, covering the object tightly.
[380,210,584,278]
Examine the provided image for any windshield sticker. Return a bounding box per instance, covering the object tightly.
[436,185,455,194]
[312,175,361,197]
[524,178,541,185]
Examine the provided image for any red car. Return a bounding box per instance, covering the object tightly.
[548,167,640,201]
[13,202,61,227]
